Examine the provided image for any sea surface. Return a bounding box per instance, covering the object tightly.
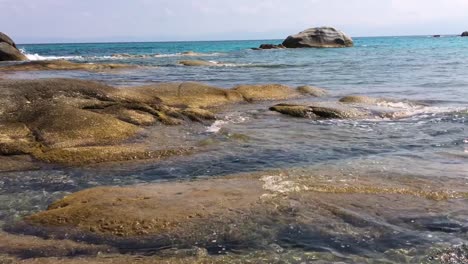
[1,36,467,262]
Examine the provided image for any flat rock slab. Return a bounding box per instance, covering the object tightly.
[0,60,135,72]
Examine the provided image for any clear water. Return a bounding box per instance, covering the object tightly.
[1,36,467,262]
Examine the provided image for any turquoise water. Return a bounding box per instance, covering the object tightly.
[1,36,467,262]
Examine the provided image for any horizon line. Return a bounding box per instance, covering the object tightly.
[17,33,462,45]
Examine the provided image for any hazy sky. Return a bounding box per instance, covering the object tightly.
[2,0,468,43]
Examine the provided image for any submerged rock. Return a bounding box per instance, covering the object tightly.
[13,168,468,260]
[256,44,286,50]
[296,85,328,97]
[282,27,354,48]
[178,60,220,67]
[0,60,134,72]
[0,79,311,168]
[339,95,382,104]
[270,103,368,119]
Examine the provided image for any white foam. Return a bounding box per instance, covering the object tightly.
[20,49,84,61]
[206,113,249,133]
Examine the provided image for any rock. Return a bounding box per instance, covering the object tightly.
[234,84,300,102]
[0,32,27,61]
[433,35,441,38]
[23,175,268,248]
[130,83,302,108]
[0,32,17,48]
[0,231,112,259]
[181,51,200,56]
[257,44,285,50]
[296,85,328,97]
[462,31,468,37]
[130,82,244,108]
[282,27,353,48]
[0,79,211,166]
[0,78,314,168]
[17,168,468,257]
[339,95,381,104]
[0,42,27,61]
[270,103,368,119]
[178,60,219,67]
[0,60,134,72]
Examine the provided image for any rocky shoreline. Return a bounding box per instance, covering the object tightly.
[0,32,467,264]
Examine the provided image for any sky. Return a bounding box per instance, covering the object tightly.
[1,0,468,43]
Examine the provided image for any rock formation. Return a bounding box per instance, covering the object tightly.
[282,27,353,48]
[0,79,306,168]
[0,32,27,61]
[0,60,134,72]
[255,44,285,50]
[462,31,468,37]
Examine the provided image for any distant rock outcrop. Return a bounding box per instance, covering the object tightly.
[462,31,468,37]
[255,44,286,50]
[282,27,353,48]
[0,32,27,61]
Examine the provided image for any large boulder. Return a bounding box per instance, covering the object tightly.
[0,32,17,48]
[0,43,27,61]
[0,32,27,61]
[462,31,468,37]
[282,27,353,48]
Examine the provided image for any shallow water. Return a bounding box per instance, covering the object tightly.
[1,36,468,262]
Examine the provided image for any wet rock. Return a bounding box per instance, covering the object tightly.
[427,244,468,264]
[178,60,220,67]
[0,60,134,72]
[0,231,113,259]
[257,44,285,50]
[23,175,269,249]
[234,84,300,102]
[296,85,328,97]
[461,31,468,37]
[270,103,368,119]
[130,82,244,108]
[0,79,211,167]
[339,95,382,104]
[16,169,468,258]
[282,27,354,48]
[0,78,314,168]
[0,42,27,61]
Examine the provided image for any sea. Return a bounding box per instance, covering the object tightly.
[1,36,467,262]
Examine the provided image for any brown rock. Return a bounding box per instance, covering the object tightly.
[0,60,134,72]
[234,84,300,102]
[296,85,328,97]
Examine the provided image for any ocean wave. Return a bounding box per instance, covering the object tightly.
[111,52,225,59]
[20,49,84,61]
